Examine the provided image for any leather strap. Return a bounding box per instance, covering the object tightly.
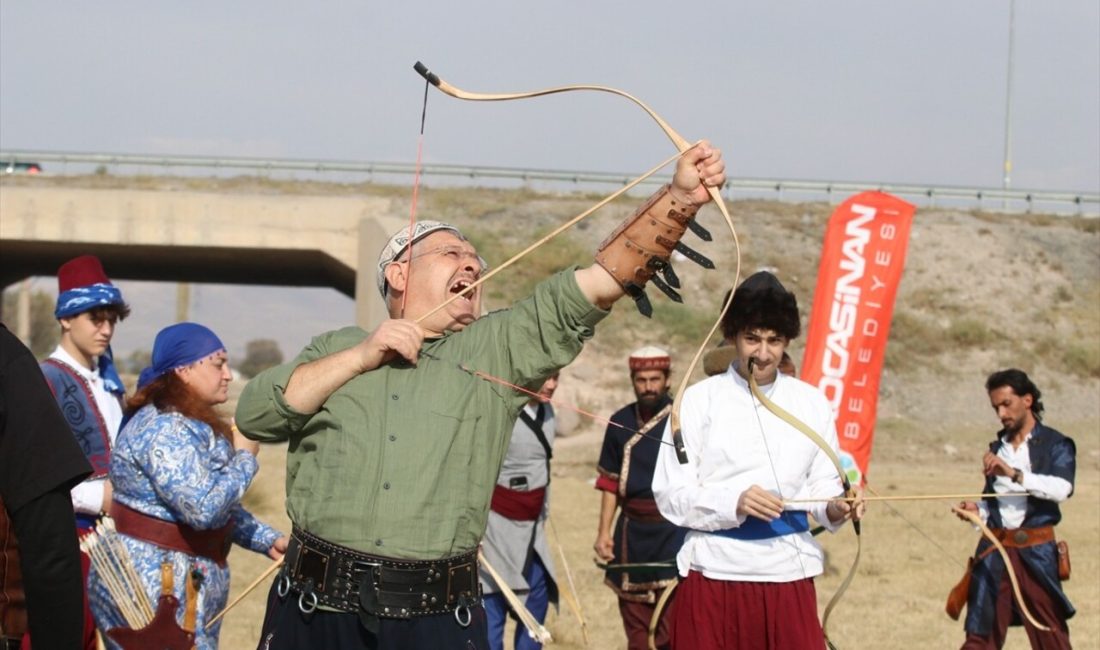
[109,501,233,566]
[595,183,698,315]
[988,525,1055,548]
[518,407,553,463]
[283,527,480,618]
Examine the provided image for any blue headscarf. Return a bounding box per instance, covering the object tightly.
[55,282,129,395]
[55,283,126,320]
[138,322,227,390]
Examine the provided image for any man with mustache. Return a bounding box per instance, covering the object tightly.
[237,142,725,650]
[954,369,1075,649]
[593,346,686,650]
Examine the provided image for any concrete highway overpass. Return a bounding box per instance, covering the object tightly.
[0,184,404,328]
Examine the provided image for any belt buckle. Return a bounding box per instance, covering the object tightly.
[1013,530,1029,545]
[447,561,474,604]
[294,545,331,593]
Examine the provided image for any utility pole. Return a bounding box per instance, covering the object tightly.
[16,278,31,345]
[1002,0,1016,208]
[176,283,191,323]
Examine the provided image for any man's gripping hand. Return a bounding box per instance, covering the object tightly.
[356,319,426,371]
[669,140,725,207]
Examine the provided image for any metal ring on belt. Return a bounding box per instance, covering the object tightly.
[454,603,471,627]
[298,590,318,614]
[282,527,481,619]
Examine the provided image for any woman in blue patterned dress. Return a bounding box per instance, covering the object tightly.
[87,322,287,649]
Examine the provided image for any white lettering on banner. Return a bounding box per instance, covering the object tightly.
[819,204,876,411]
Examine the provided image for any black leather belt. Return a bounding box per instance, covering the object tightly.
[280,527,480,624]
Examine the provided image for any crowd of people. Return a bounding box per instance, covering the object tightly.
[0,135,1079,650]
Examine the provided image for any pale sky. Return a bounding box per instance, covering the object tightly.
[2,1,1098,192]
[3,2,1099,359]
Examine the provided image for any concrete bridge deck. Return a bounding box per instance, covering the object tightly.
[0,184,404,328]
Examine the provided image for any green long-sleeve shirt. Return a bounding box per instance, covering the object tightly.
[235,269,607,560]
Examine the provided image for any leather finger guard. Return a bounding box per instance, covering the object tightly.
[595,184,698,298]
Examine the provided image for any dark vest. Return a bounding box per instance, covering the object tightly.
[966,422,1076,634]
[981,423,1075,529]
[40,358,115,478]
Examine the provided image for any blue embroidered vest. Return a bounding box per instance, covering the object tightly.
[40,358,116,479]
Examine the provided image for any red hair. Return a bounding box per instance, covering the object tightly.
[126,372,232,440]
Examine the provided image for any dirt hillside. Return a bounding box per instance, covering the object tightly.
[10,174,1098,647]
[218,182,1098,649]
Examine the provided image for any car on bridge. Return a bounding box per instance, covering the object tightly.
[4,161,42,174]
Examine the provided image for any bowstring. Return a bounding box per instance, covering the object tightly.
[746,361,811,582]
[418,350,675,449]
[399,77,431,318]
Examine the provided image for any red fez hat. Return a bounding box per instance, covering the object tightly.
[57,255,113,292]
[629,345,671,372]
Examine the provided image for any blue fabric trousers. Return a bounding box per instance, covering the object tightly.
[483,556,549,650]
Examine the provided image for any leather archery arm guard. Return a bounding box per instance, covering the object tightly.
[595,184,700,316]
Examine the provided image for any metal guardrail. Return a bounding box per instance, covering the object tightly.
[3,150,1097,216]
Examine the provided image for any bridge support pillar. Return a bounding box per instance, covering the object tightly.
[356,218,390,331]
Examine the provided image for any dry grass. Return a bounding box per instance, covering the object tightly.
[11,173,1092,647]
[218,403,1099,650]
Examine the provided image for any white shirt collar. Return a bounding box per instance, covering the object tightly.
[50,345,101,382]
[726,361,779,394]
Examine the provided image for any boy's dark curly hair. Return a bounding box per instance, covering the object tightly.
[720,271,801,341]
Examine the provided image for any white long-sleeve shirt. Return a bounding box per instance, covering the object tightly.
[977,429,1074,529]
[653,367,845,582]
[49,345,123,515]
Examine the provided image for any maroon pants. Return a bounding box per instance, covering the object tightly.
[618,588,674,650]
[669,571,824,650]
[960,548,1071,650]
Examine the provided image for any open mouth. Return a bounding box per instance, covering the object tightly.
[449,278,477,304]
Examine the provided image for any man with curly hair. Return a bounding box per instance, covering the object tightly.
[652,271,863,650]
[955,369,1075,649]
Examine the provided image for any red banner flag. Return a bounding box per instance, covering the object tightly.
[800,191,915,485]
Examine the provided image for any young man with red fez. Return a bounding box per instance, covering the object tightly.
[42,255,131,525]
[238,144,725,649]
[37,255,131,650]
[652,271,863,650]
[594,346,686,650]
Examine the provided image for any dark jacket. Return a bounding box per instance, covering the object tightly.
[965,423,1076,634]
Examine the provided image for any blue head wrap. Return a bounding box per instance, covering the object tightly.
[55,283,126,319]
[138,322,226,390]
[55,283,128,396]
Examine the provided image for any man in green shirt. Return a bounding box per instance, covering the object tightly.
[236,141,725,650]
